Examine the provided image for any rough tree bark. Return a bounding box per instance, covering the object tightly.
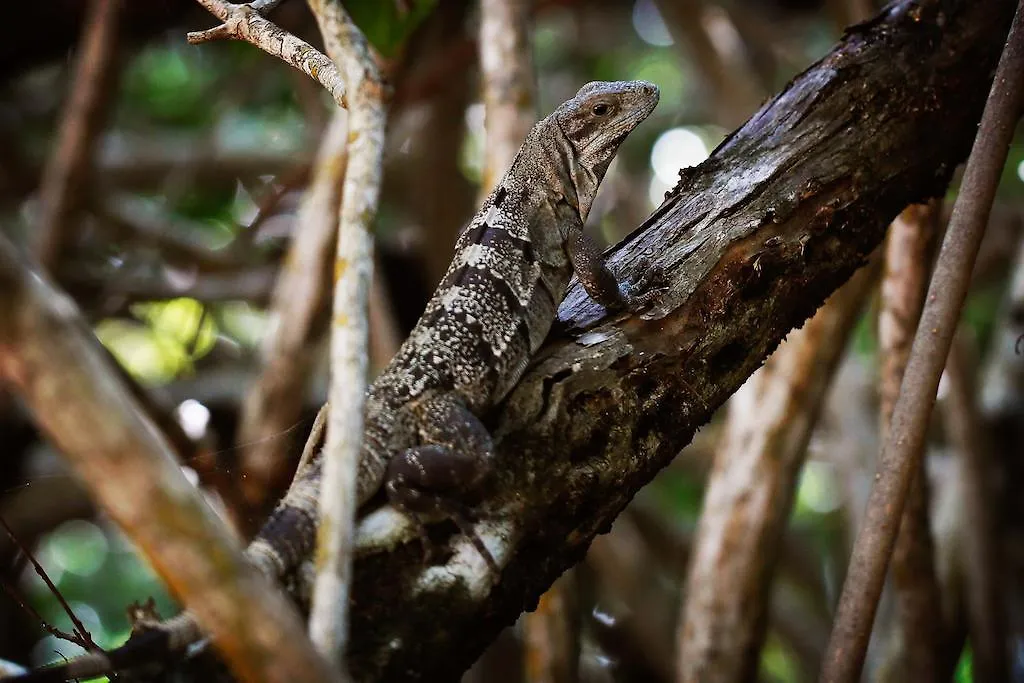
[326,0,1015,679]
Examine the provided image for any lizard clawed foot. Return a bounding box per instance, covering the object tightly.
[405,513,499,577]
[443,503,500,577]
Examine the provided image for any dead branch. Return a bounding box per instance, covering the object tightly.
[187,0,347,108]
[819,1,1024,680]
[0,235,336,683]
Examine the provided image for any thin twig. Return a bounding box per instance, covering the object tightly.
[305,0,387,669]
[818,3,1024,680]
[0,235,337,683]
[0,579,88,650]
[187,0,347,108]
[0,515,99,651]
[35,0,121,271]
[236,110,347,521]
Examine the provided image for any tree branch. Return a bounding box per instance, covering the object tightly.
[329,1,1018,680]
[187,0,347,108]
[305,0,388,668]
[35,0,120,271]
[0,235,337,683]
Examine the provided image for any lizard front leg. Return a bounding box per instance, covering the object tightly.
[566,222,664,313]
[385,392,499,573]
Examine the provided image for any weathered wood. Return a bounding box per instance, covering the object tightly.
[339,0,1016,680]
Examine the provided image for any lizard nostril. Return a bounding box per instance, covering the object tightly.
[641,84,655,97]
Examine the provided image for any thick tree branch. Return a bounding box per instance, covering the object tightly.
[329,1,1018,680]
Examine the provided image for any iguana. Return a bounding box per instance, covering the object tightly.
[13,79,661,682]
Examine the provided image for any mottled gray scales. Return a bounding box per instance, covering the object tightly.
[15,80,661,683]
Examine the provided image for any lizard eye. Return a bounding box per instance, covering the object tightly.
[591,103,610,116]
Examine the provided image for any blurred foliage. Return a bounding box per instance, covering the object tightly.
[123,45,217,128]
[97,298,216,384]
[955,647,974,683]
[347,0,437,57]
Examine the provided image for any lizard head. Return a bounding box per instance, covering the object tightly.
[553,80,659,219]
